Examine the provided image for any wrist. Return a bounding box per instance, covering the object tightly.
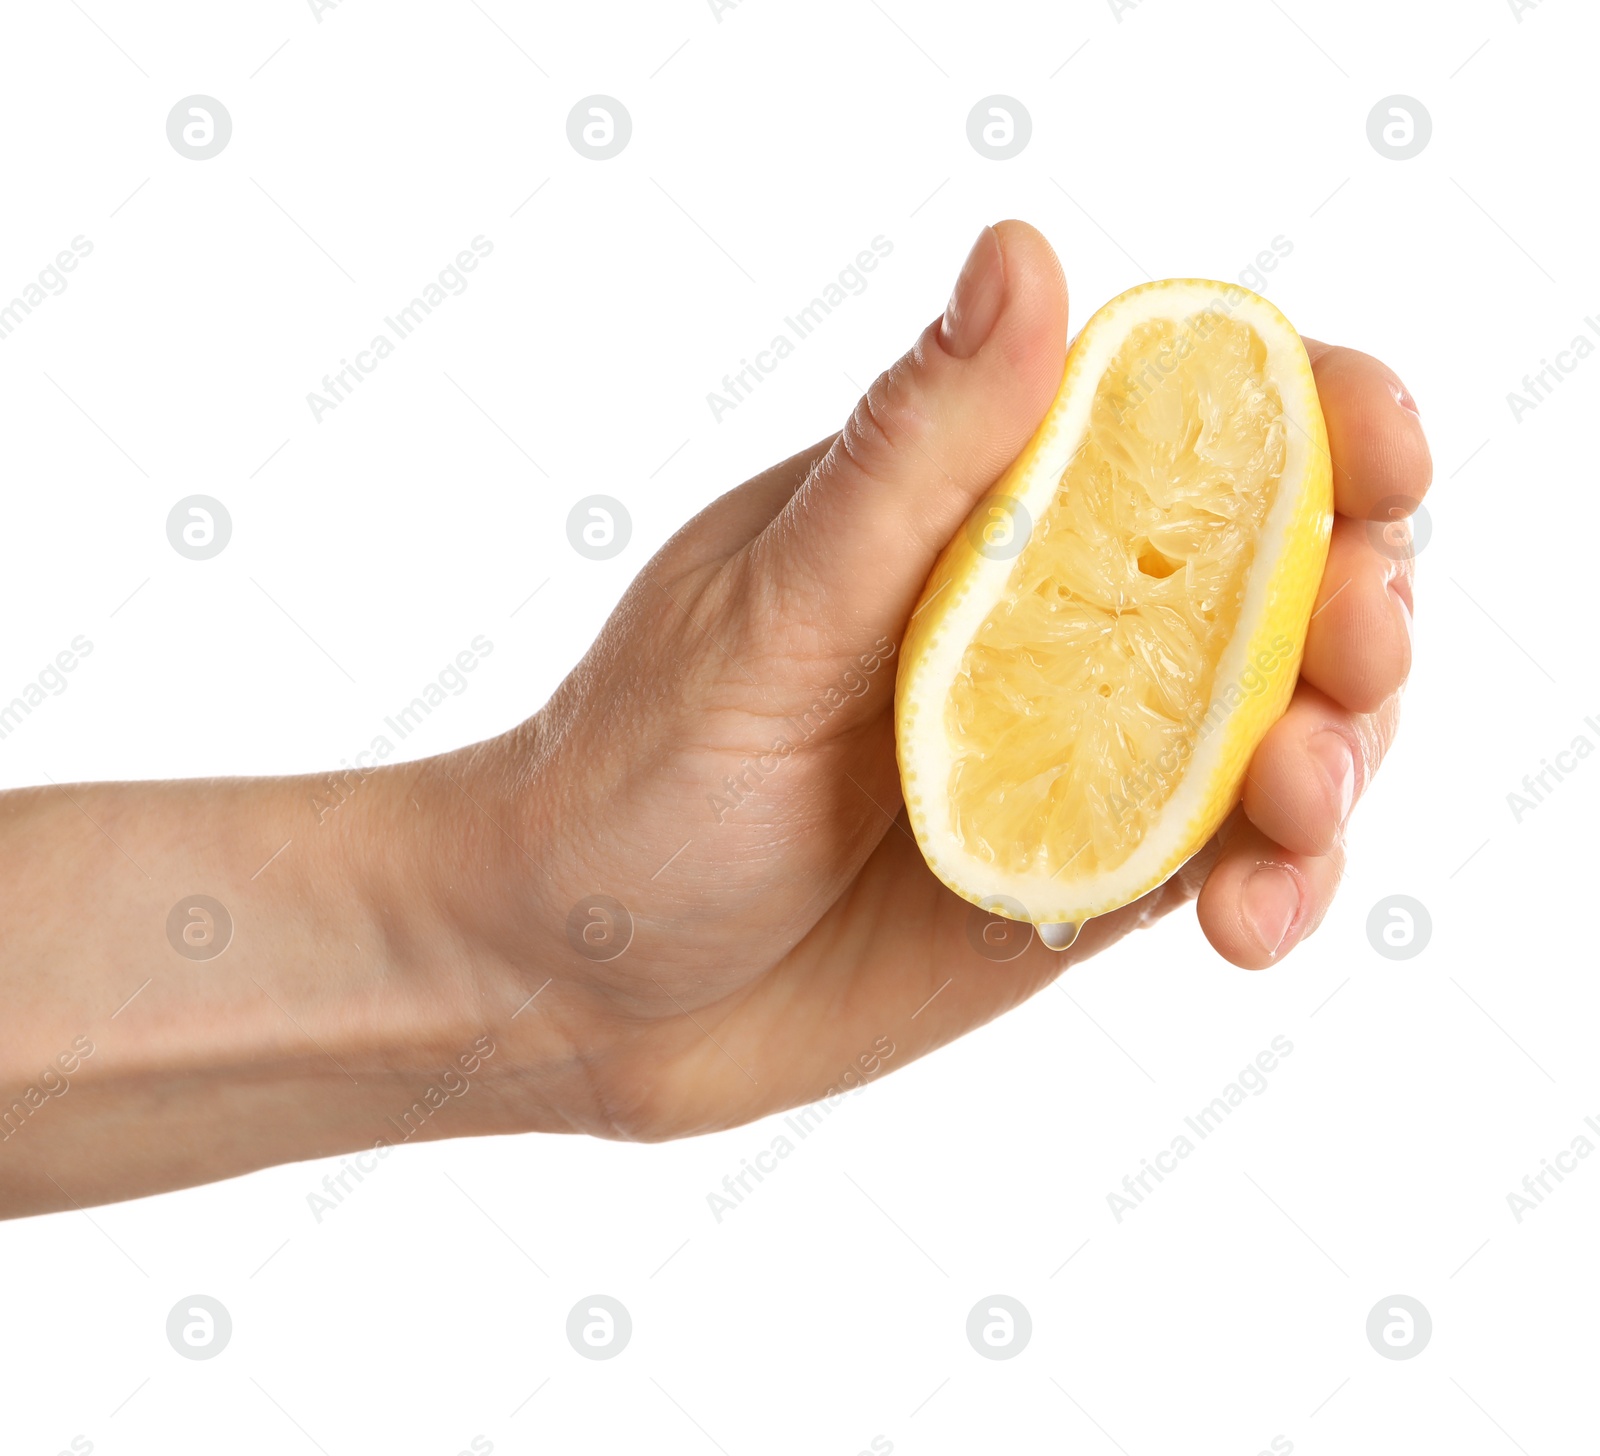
[357,734,605,1140]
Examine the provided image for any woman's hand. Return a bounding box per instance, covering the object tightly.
[443,221,1433,1144]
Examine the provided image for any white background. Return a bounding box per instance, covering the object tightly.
[1,1,1594,1452]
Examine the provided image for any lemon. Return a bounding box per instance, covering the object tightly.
[895,279,1332,940]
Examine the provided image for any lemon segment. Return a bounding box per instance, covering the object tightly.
[895,279,1332,928]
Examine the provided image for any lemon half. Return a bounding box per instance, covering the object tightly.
[895,279,1332,934]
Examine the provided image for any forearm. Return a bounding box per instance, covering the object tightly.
[0,754,553,1217]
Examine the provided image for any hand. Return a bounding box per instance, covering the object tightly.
[0,222,1430,1216]
[446,220,1433,1142]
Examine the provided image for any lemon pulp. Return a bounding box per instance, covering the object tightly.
[945,313,1288,877]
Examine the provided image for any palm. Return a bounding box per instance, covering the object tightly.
[579,680,1193,1136]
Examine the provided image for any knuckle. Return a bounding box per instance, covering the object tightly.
[837,360,929,487]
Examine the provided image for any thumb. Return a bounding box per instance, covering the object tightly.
[752,220,1069,647]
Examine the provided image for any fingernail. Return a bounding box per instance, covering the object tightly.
[1391,378,1420,417]
[1309,730,1356,826]
[1242,864,1300,959]
[939,225,1006,360]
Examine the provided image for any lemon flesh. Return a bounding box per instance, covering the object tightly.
[947,315,1286,878]
[895,280,1332,928]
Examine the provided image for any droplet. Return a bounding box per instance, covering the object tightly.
[1037,921,1081,951]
